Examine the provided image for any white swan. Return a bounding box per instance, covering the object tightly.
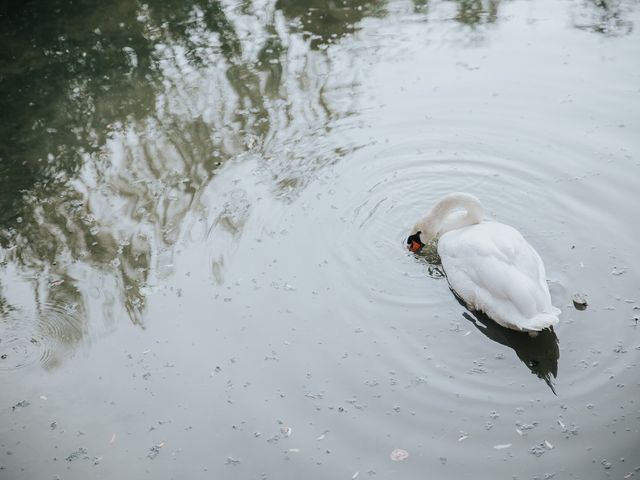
[407,193,560,334]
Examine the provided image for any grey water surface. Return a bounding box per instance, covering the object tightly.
[1,0,639,479]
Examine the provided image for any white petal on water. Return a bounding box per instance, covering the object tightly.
[493,444,512,450]
[390,448,409,461]
[545,440,554,449]
[352,472,359,479]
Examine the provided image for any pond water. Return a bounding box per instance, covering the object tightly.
[1,0,639,478]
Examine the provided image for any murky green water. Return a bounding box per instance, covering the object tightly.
[1,0,639,478]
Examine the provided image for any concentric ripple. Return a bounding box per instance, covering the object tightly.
[0,303,84,372]
[312,123,640,401]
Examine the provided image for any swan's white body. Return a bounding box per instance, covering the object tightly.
[410,193,560,333]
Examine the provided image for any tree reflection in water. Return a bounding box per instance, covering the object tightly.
[0,0,376,368]
[572,0,635,36]
[453,0,501,27]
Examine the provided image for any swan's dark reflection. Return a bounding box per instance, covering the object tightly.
[462,310,560,394]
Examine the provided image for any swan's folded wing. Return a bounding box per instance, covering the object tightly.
[439,223,557,328]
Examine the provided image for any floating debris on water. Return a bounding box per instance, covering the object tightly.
[11,400,30,411]
[390,448,409,461]
[458,431,469,442]
[226,456,241,465]
[601,459,612,469]
[611,267,627,276]
[530,441,554,457]
[614,343,627,354]
[147,442,165,460]
[515,421,539,435]
[66,447,88,462]
[280,426,292,437]
[572,293,588,310]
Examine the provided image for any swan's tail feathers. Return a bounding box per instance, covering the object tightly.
[522,312,560,332]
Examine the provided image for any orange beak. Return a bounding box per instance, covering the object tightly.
[409,240,423,253]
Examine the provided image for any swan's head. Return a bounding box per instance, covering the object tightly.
[406,222,437,253]
[406,230,424,253]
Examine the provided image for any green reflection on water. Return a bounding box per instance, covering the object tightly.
[0,0,378,366]
[454,0,501,26]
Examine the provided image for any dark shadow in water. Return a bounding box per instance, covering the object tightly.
[462,310,559,395]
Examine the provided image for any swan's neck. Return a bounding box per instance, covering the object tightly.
[422,193,484,237]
